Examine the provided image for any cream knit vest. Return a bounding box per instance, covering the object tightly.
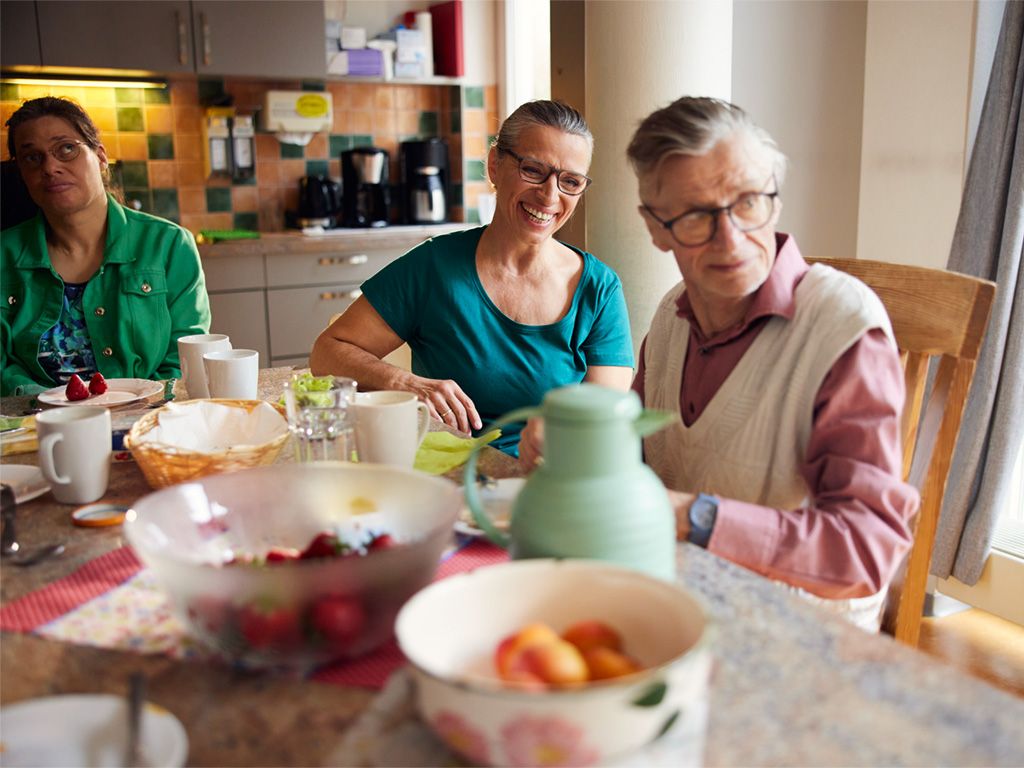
[643,264,897,631]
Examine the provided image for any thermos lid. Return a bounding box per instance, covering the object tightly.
[543,384,641,424]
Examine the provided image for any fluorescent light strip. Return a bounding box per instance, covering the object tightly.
[2,77,167,90]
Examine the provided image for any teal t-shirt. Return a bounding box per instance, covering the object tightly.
[362,227,634,455]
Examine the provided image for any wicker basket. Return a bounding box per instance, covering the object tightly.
[125,399,290,489]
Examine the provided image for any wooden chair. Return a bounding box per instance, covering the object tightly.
[806,257,995,646]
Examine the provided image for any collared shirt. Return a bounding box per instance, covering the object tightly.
[634,234,918,598]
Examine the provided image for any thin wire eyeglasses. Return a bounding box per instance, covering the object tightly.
[500,148,592,196]
[642,181,780,247]
[16,141,87,170]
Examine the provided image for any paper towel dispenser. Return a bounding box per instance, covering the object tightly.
[262,90,333,134]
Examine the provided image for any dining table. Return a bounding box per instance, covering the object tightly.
[2,366,1023,767]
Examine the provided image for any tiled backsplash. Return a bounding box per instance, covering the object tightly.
[0,78,498,233]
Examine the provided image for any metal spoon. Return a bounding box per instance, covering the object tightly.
[124,672,146,768]
[1,484,66,567]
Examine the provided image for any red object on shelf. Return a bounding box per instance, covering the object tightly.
[430,0,464,77]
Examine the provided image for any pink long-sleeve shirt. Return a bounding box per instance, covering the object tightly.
[633,235,919,598]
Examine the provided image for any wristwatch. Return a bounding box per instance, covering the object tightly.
[687,493,719,548]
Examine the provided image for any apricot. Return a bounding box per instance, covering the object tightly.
[520,639,589,685]
[494,622,560,679]
[583,645,643,680]
[561,619,623,654]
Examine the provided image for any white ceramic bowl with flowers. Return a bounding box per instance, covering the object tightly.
[395,559,713,767]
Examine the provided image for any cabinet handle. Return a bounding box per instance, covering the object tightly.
[175,10,188,65]
[319,289,363,302]
[200,12,211,66]
[317,254,369,267]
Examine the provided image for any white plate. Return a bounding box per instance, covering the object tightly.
[455,478,525,538]
[38,378,163,407]
[0,694,188,768]
[0,465,50,504]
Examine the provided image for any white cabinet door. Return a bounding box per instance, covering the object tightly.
[208,291,269,367]
[266,284,362,364]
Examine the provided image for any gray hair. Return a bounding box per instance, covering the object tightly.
[492,100,594,155]
[627,97,787,186]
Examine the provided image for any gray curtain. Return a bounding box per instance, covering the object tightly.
[932,1,1024,584]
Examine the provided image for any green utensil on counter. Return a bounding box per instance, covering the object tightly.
[197,229,261,244]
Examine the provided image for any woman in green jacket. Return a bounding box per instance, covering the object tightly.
[2,97,211,396]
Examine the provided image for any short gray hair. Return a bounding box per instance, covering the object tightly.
[493,100,594,155]
[627,97,787,186]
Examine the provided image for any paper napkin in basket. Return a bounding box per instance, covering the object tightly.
[414,429,500,475]
[0,415,37,456]
[137,401,287,451]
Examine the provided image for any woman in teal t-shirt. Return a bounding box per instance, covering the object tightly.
[311,100,634,456]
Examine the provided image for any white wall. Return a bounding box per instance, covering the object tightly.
[733,0,867,260]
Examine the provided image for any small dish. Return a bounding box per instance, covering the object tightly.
[455,477,525,538]
[0,693,188,767]
[0,465,50,504]
[38,378,164,408]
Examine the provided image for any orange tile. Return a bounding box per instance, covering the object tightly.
[255,134,279,161]
[348,110,372,134]
[328,158,340,177]
[169,80,198,106]
[464,182,489,208]
[82,87,116,108]
[282,187,299,211]
[280,159,306,187]
[394,85,416,111]
[177,160,205,186]
[463,109,486,135]
[332,109,350,133]
[464,134,488,158]
[174,105,202,133]
[485,85,498,111]
[90,106,118,134]
[372,110,395,136]
[349,84,374,111]
[174,133,203,162]
[148,160,177,187]
[305,133,328,159]
[144,105,173,134]
[416,86,438,110]
[326,82,349,111]
[100,135,120,159]
[396,110,420,135]
[256,160,281,186]
[374,137,398,161]
[118,133,148,161]
[231,185,259,212]
[178,187,207,214]
[374,87,396,111]
[487,113,499,134]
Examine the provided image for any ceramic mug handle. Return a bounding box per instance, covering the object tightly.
[463,406,538,548]
[37,433,72,487]
[415,402,429,446]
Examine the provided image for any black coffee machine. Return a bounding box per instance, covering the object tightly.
[341,147,389,227]
[400,138,450,224]
[296,175,341,228]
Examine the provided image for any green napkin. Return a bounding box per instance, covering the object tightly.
[414,429,501,475]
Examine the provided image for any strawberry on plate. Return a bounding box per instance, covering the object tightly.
[88,372,108,395]
[64,374,90,401]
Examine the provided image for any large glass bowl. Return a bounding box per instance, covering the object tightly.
[125,462,460,667]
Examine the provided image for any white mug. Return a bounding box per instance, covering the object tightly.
[203,349,259,399]
[178,333,231,398]
[353,391,429,467]
[36,406,111,504]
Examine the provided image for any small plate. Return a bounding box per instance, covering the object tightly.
[455,478,525,538]
[0,465,50,504]
[38,378,163,408]
[0,693,188,767]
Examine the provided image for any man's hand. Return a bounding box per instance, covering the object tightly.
[517,417,545,473]
[667,489,696,542]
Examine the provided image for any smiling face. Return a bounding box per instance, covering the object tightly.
[638,130,782,327]
[14,115,108,218]
[487,125,591,247]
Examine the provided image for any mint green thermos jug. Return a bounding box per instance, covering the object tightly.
[464,384,677,580]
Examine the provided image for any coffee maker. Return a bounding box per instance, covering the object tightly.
[341,147,390,227]
[296,175,341,228]
[400,139,450,224]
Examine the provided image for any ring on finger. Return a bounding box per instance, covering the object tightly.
[439,408,453,418]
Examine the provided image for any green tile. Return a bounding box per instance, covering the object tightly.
[233,212,259,230]
[143,87,171,104]
[466,208,480,224]
[418,111,439,136]
[280,142,304,159]
[205,187,231,213]
[329,134,352,155]
[305,159,329,177]
[352,134,373,148]
[465,160,486,182]
[450,109,461,133]
[116,107,144,132]
[147,134,174,160]
[1,82,19,101]
[198,78,225,104]
[152,189,180,221]
[301,80,326,91]
[451,183,463,207]
[120,161,148,188]
[233,174,257,186]
[487,134,497,148]
[115,87,143,105]
[125,189,152,213]
[463,86,484,109]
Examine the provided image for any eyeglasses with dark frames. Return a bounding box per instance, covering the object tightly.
[642,178,780,247]
[500,148,592,196]
[16,140,88,170]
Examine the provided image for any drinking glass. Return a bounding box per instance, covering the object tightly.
[283,375,358,463]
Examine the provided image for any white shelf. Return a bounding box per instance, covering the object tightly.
[325,75,466,86]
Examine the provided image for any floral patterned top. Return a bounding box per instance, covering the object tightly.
[37,282,98,386]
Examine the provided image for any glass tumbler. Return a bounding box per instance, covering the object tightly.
[283,375,358,462]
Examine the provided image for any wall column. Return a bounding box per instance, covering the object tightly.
[584,1,732,354]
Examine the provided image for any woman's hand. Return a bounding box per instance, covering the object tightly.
[517,417,545,472]
[411,378,482,435]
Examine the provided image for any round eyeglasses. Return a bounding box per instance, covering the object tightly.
[642,186,779,247]
[501,148,592,196]
[16,141,87,170]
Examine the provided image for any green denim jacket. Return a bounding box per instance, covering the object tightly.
[1,196,211,396]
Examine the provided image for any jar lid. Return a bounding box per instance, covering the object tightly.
[71,503,128,527]
[543,384,641,424]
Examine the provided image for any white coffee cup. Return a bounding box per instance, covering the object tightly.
[36,406,112,504]
[353,391,429,467]
[178,333,231,398]
[203,349,259,399]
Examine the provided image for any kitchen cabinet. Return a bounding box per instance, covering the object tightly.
[202,251,269,366]
[1,1,41,67]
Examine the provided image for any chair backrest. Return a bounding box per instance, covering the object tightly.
[806,257,995,646]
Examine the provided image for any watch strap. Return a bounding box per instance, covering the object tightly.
[687,493,719,548]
